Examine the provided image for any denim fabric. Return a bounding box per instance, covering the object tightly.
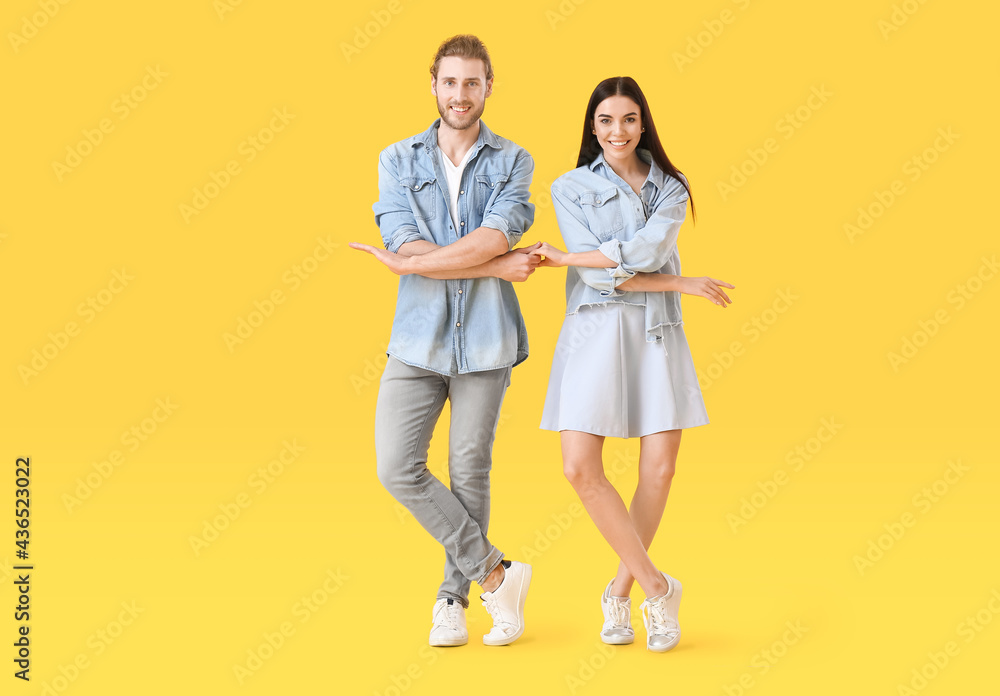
[373,119,535,375]
[550,149,690,341]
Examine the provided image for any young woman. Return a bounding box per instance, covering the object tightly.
[532,76,734,652]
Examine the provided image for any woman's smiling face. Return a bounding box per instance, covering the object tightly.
[592,94,643,162]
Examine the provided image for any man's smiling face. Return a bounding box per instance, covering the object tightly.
[432,55,492,131]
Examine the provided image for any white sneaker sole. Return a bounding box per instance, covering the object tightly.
[483,564,532,646]
[601,632,635,645]
[429,634,468,647]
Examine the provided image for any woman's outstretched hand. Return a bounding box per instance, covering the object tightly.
[530,242,569,267]
[678,276,735,307]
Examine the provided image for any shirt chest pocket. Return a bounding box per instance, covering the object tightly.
[399,176,437,221]
[579,187,624,241]
[474,172,509,216]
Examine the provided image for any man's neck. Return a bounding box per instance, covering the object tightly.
[437,119,481,166]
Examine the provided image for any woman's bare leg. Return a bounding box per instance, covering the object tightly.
[610,429,682,597]
[561,430,669,598]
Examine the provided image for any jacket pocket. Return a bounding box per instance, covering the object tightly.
[578,186,624,241]
[399,176,437,221]
[475,172,509,216]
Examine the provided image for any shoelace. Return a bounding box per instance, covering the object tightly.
[482,597,515,635]
[435,602,461,631]
[642,599,679,637]
[607,598,630,628]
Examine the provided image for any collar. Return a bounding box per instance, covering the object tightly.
[412,118,502,154]
[589,148,670,191]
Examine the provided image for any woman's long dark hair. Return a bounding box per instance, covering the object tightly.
[577,76,695,221]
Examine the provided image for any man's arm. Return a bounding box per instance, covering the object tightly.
[398,226,510,274]
[355,239,541,281]
[354,147,537,276]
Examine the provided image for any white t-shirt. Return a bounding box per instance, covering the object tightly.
[439,145,475,232]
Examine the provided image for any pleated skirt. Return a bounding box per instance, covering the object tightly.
[540,303,709,438]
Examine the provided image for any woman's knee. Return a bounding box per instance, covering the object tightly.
[563,457,606,493]
[641,460,676,492]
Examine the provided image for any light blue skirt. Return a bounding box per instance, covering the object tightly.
[540,303,709,438]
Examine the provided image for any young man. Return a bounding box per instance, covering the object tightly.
[350,35,537,647]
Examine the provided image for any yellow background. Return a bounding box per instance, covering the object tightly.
[3,0,998,693]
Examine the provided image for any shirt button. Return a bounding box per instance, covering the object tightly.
[456,322,461,327]
[458,289,463,294]
[459,190,464,195]
[460,221,465,226]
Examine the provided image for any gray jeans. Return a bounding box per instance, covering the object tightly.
[375,356,510,608]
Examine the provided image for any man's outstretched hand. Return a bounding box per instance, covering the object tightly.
[349,242,409,275]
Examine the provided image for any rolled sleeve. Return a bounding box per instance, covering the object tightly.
[610,178,689,274]
[481,149,535,250]
[552,184,632,296]
[372,150,425,254]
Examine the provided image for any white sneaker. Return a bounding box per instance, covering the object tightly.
[601,580,635,645]
[480,560,532,646]
[429,598,468,647]
[639,572,682,652]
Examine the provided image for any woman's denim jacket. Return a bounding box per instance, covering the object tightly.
[551,149,689,342]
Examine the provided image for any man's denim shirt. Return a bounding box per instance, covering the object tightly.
[550,149,689,343]
[373,119,535,375]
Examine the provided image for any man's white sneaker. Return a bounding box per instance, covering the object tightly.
[639,572,682,652]
[480,560,531,646]
[600,580,635,645]
[429,598,468,647]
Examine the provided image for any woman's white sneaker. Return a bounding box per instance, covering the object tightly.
[600,580,635,645]
[480,560,532,646]
[429,598,468,647]
[639,572,682,652]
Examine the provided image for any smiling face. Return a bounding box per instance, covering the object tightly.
[431,55,492,131]
[592,94,644,163]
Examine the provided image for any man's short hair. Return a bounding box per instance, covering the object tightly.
[429,34,493,82]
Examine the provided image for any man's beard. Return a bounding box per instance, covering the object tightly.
[436,98,484,130]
